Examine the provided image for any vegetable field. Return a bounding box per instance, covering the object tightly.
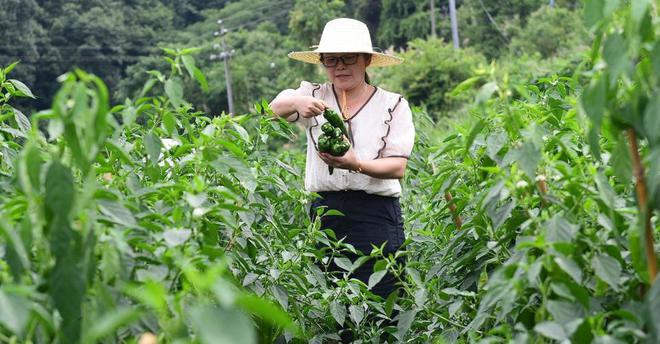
[0,1,659,344]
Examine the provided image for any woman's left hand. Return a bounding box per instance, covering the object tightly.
[318,147,360,171]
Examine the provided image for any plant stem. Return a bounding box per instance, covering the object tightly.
[627,128,657,283]
[444,191,463,229]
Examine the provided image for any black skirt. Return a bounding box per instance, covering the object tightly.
[309,190,406,298]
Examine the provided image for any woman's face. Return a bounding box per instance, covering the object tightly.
[321,53,371,91]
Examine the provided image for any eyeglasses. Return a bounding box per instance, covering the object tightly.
[320,54,359,67]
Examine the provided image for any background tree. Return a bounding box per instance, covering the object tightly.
[0,0,43,103]
[509,6,587,58]
[373,37,486,118]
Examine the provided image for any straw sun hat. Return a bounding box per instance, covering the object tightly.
[288,18,403,67]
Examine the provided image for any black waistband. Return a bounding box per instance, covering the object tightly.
[316,190,398,201]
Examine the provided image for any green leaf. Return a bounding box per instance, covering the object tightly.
[643,95,660,143]
[217,138,246,159]
[554,256,583,283]
[595,172,617,210]
[4,61,19,74]
[582,77,606,128]
[90,75,110,147]
[144,131,162,165]
[0,289,31,335]
[449,76,481,97]
[610,134,632,182]
[583,0,604,28]
[330,301,346,326]
[98,200,137,228]
[50,253,85,343]
[13,108,31,133]
[603,33,629,81]
[545,215,579,243]
[162,111,177,135]
[603,0,621,18]
[476,82,498,105]
[592,254,621,289]
[395,309,417,341]
[231,123,251,144]
[84,307,142,342]
[628,228,648,283]
[588,126,602,161]
[349,304,365,325]
[164,78,184,108]
[486,132,507,160]
[0,127,26,138]
[517,141,541,180]
[235,294,299,334]
[368,270,387,289]
[465,119,486,151]
[269,285,288,310]
[652,41,660,76]
[488,199,515,230]
[181,55,209,93]
[125,280,168,314]
[0,220,30,279]
[139,78,158,98]
[547,300,583,326]
[18,141,42,196]
[534,321,568,341]
[181,55,197,78]
[44,161,74,222]
[648,147,660,212]
[190,305,256,344]
[105,140,135,166]
[551,280,591,309]
[334,257,353,272]
[631,0,651,31]
[180,47,201,55]
[8,79,35,98]
[645,276,660,342]
[163,228,191,247]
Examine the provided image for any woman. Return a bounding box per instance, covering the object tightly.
[270,18,415,300]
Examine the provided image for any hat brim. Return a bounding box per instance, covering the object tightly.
[288,51,403,67]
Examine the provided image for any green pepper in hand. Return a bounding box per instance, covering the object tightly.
[323,108,349,138]
[331,127,343,139]
[317,135,331,152]
[330,140,350,156]
[321,122,335,135]
[317,108,352,175]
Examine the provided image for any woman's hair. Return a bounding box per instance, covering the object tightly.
[363,53,371,84]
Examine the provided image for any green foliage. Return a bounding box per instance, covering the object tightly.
[373,37,487,118]
[580,0,659,306]
[377,0,430,48]
[288,0,346,46]
[1,1,657,343]
[458,0,546,59]
[116,20,315,115]
[509,6,588,58]
[1,57,302,343]
[0,0,42,88]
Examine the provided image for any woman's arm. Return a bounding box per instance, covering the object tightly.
[358,157,408,179]
[270,95,328,119]
[318,149,408,179]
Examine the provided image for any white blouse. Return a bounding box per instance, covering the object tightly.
[274,81,415,197]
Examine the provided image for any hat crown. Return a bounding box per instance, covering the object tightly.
[316,18,374,53]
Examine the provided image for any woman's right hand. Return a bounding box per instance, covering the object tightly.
[294,96,329,118]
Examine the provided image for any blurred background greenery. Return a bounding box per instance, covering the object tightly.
[1,0,587,121]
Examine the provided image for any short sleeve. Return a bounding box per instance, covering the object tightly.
[272,81,318,125]
[380,97,415,159]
